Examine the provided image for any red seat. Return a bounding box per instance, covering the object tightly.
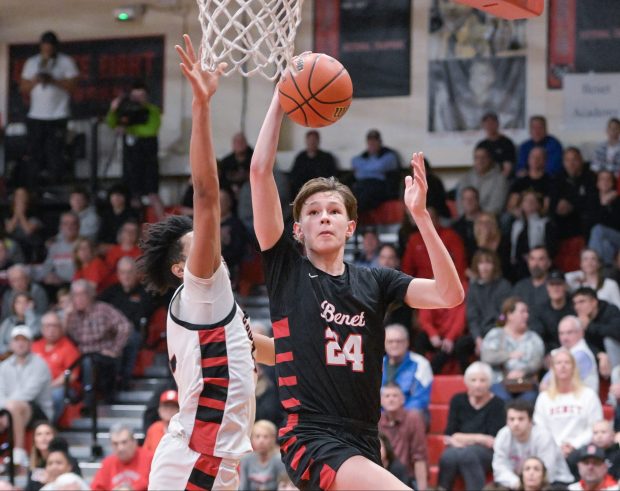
[429,404,450,435]
[600,376,611,405]
[553,236,585,273]
[604,404,615,421]
[238,250,265,297]
[430,375,467,405]
[427,434,446,466]
[358,200,404,225]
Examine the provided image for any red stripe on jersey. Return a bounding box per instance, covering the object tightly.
[273,318,290,339]
[281,397,301,409]
[198,397,226,410]
[275,351,294,363]
[319,463,336,490]
[185,481,206,491]
[201,356,228,368]
[278,376,298,387]
[189,420,220,455]
[193,453,222,477]
[291,445,306,471]
[280,435,297,453]
[198,326,226,345]
[203,377,229,387]
[278,414,299,437]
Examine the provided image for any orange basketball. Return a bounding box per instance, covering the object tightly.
[277,52,353,128]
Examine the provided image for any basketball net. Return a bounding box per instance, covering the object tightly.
[197,0,304,80]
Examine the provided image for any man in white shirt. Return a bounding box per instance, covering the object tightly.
[493,399,574,489]
[19,31,78,186]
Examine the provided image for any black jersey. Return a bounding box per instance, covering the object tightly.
[262,233,412,424]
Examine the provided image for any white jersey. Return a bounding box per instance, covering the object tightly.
[149,263,256,490]
[21,53,78,120]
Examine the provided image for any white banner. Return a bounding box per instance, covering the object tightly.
[564,73,620,128]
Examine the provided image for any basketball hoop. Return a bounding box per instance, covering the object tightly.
[196,0,304,80]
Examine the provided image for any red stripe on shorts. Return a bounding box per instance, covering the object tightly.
[278,414,299,437]
[281,397,301,409]
[301,459,314,481]
[278,376,298,387]
[193,453,222,477]
[185,481,206,491]
[319,463,337,490]
[189,420,220,455]
[203,377,229,387]
[201,356,228,368]
[275,351,294,363]
[273,318,290,339]
[291,445,306,471]
[198,327,226,345]
[198,397,226,410]
[280,435,297,453]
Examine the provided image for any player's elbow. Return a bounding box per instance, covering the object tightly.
[443,285,465,308]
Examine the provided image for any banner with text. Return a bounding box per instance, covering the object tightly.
[314,0,411,98]
[548,0,620,89]
[563,73,620,128]
[8,35,164,122]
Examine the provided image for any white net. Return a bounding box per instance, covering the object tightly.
[197,0,304,80]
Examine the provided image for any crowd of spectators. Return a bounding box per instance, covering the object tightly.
[2,74,620,490]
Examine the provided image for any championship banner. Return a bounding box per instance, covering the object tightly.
[548,0,620,89]
[7,35,164,122]
[314,0,411,98]
[427,1,527,132]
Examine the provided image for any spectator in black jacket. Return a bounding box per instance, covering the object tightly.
[98,257,158,388]
[289,130,338,198]
[572,287,620,377]
[550,147,597,240]
[530,270,575,353]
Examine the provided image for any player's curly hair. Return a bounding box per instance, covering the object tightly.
[137,215,193,295]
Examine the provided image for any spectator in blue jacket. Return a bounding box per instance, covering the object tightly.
[517,115,563,177]
[351,129,399,213]
[381,323,433,420]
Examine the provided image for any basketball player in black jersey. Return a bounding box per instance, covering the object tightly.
[249,89,465,490]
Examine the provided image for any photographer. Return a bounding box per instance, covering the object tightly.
[106,81,164,221]
[19,31,79,187]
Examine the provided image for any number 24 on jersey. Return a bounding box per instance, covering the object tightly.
[324,327,364,372]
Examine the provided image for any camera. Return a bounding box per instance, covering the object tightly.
[116,97,149,126]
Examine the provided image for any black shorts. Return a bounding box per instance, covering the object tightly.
[27,402,49,428]
[123,136,159,196]
[278,413,380,491]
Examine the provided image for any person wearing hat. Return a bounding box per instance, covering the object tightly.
[568,444,619,491]
[0,325,52,467]
[350,129,400,213]
[142,390,179,453]
[530,268,576,354]
[19,31,79,187]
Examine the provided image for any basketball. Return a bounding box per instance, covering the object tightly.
[277,52,353,128]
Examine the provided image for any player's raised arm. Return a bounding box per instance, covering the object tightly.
[175,35,226,278]
[403,152,465,309]
[249,89,286,251]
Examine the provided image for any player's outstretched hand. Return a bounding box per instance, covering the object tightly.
[404,152,428,217]
[175,34,227,104]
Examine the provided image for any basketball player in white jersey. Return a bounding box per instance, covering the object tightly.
[141,35,274,490]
